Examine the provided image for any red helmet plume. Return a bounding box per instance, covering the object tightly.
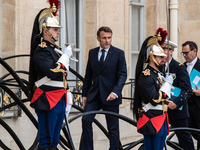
[154,28,168,46]
[48,0,60,16]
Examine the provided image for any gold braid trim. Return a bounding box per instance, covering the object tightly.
[63,73,68,90]
[50,62,68,89]
[152,91,163,103]
[50,62,65,73]
[162,43,174,50]
[152,91,168,114]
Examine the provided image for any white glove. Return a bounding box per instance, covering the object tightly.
[64,45,73,57]
[165,73,173,85]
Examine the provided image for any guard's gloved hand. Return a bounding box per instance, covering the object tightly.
[165,73,173,85]
[160,73,174,98]
[57,45,72,70]
[64,45,73,57]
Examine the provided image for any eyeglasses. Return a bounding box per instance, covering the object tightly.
[181,51,191,55]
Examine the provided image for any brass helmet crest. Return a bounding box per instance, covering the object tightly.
[145,28,168,66]
[38,0,62,39]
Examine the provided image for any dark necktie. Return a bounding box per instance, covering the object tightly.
[99,49,105,71]
[164,64,167,73]
[100,49,105,64]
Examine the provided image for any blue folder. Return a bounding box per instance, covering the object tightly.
[171,86,181,98]
[170,86,183,110]
[189,69,200,90]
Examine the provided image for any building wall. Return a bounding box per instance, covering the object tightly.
[1,0,200,149]
[146,0,200,63]
[146,0,168,36]
[0,0,48,77]
[1,0,15,76]
[178,0,200,62]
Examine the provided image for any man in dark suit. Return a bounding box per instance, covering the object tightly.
[161,40,194,150]
[182,41,200,149]
[81,26,127,150]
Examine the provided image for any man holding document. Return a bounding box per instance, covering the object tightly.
[182,41,200,149]
[161,40,194,150]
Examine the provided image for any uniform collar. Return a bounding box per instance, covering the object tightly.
[42,39,61,49]
[165,58,172,66]
[148,64,163,75]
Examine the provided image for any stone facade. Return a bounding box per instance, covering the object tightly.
[0,0,200,149]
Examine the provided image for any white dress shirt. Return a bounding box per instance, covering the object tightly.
[186,57,197,75]
[98,47,109,61]
[165,58,172,72]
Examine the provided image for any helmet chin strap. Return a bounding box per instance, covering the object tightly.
[149,52,159,66]
[152,57,160,67]
[155,61,161,68]
[150,54,162,68]
[44,27,57,42]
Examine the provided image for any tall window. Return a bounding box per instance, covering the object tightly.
[60,0,84,79]
[129,0,145,79]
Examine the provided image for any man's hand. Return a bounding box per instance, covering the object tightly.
[166,99,177,110]
[82,97,87,107]
[192,85,200,96]
[106,93,116,101]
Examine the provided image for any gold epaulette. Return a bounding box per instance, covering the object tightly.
[142,69,150,76]
[38,42,47,48]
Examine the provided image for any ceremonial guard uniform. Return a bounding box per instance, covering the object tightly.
[134,28,172,150]
[29,1,73,149]
[31,40,69,110]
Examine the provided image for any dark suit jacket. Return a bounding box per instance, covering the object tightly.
[82,45,127,105]
[185,57,200,110]
[164,58,191,120]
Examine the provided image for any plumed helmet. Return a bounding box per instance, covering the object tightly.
[38,1,62,36]
[145,28,168,65]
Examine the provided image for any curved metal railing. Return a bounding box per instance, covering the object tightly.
[0,54,200,150]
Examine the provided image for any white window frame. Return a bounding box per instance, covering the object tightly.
[59,0,84,76]
[129,0,145,79]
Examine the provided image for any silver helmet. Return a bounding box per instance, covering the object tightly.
[38,3,62,40]
[145,32,167,66]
